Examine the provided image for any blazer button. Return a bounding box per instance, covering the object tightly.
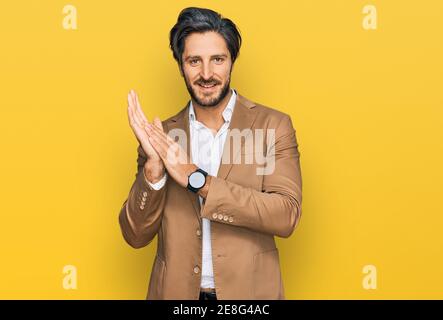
[196,229,201,237]
[228,217,234,223]
[212,213,218,219]
[193,266,200,274]
[142,191,148,197]
[223,215,229,221]
[140,205,145,210]
[217,214,223,220]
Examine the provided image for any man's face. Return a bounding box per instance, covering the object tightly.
[181,31,233,107]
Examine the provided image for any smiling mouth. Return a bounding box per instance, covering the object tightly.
[198,83,218,89]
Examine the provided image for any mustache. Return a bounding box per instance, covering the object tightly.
[195,78,221,86]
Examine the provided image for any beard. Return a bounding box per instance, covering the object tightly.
[184,73,231,107]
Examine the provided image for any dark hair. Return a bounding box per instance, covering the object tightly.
[169,7,242,66]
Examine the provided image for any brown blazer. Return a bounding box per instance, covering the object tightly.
[118,93,302,300]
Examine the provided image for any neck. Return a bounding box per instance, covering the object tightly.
[192,89,233,132]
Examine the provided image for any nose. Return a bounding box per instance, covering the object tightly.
[200,60,214,81]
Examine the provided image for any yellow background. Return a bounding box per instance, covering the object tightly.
[0,0,442,299]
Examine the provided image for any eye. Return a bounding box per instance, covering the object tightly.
[189,59,200,66]
[214,57,224,64]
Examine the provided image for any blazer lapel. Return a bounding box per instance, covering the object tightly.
[217,94,258,180]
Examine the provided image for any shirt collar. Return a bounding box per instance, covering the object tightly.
[189,88,237,124]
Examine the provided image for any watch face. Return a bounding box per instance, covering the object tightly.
[189,171,206,189]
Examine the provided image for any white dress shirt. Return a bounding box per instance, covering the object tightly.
[147,89,237,289]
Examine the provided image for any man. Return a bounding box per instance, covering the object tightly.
[119,7,302,300]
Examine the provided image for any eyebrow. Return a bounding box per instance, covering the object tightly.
[185,54,228,61]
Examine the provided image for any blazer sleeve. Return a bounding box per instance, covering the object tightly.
[118,144,167,248]
[200,114,302,238]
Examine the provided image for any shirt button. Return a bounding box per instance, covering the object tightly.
[196,229,201,236]
[217,214,223,220]
[193,266,200,274]
[212,213,218,219]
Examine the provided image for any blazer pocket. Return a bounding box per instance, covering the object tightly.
[147,254,166,300]
[252,248,283,299]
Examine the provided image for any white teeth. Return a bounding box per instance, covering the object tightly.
[200,84,215,88]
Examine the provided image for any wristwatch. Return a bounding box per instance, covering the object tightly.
[187,168,208,193]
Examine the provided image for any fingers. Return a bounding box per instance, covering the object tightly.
[127,90,148,129]
[147,134,168,161]
[147,122,175,146]
[150,121,175,144]
[146,121,190,166]
[131,91,147,128]
[146,124,170,152]
[133,90,149,126]
[153,116,163,131]
[128,94,144,129]
[127,90,168,154]
[146,123,178,163]
[128,105,145,138]
[127,93,139,127]
[126,94,133,124]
